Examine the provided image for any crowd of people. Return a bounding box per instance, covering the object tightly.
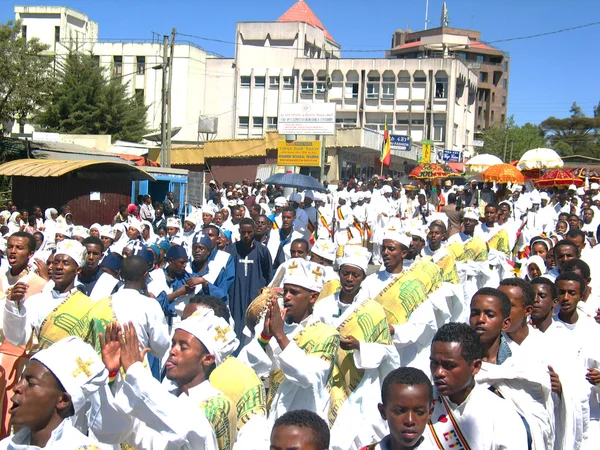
[0,173,598,449]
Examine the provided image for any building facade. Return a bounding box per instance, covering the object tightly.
[387,25,509,130]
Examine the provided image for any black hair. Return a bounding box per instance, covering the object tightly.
[381,367,433,405]
[291,238,309,250]
[530,277,557,299]
[554,240,580,258]
[27,216,36,226]
[472,287,512,319]
[485,203,498,211]
[529,236,548,249]
[119,255,148,282]
[33,231,44,242]
[118,204,127,213]
[555,271,586,296]
[60,205,69,214]
[250,204,262,214]
[499,278,535,308]
[566,229,586,241]
[9,231,36,253]
[82,236,104,253]
[282,206,296,215]
[562,258,591,280]
[432,322,482,364]
[429,221,447,234]
[239,217,255,228]
[272,410,329,450]
[189,295,231,322]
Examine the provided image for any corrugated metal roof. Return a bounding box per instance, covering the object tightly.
[0,159,155,181]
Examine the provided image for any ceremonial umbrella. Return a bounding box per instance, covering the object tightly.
[263,172,327,192]
[464,154,503,173]
[408,163,454,180]
[482,164,524,184]
[569,167,600,183]
[517,148,563,171]
[535,169,584,188]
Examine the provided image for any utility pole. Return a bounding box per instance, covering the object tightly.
[509,141,514,162]
[160,35,169,168]
[320,54,330,183]
[502,123,509,162]
[165,28,176,168]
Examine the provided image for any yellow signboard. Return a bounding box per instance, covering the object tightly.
[277,141,321,167]
[421,140,432,164]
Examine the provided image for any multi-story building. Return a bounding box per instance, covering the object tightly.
[387,23,509,131]
[13,1,481,178]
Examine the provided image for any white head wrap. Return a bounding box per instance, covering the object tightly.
[55,240,86,267]
[282,260,326,293]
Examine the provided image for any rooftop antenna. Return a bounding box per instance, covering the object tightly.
[424,0,430,29]
[441,2,450,27]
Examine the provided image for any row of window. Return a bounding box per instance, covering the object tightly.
[109,56,147,77]
[240,76,294,89]
[238,117,278,129]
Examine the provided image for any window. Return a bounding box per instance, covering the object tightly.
[113,56,122,76]
[492,92,496,103]
[435,72,448,99]
[253,117,264,127]
[366,74,380,99]
[465,129,470,147]
[382,74,395,100]
[433,121,446,142]
[476,55,485,63]
[480,72,488,83]
[501,96,506,106]
[345,82,359,99]
[502,79,507,89]
[501,114,505,123]
[135,89,144,104]
[92,55,100,67]
[301,73,314,95]
[269,76,279,89]
[238,116,249,129]
[54,26,60,43]
[136,56,145,75]
[453,124,458,146]
[22,25,26,41]
[336,117,357,128]
[413,74,426,83]
[240,76,251,87]
[412,119,425,125]
[255,76,265,87]
[267,117,278,130]
[396,118,409,125]
[503,61,508,71]
[316,74,327,95]
[491,111,495,121]
[283,76,294,89]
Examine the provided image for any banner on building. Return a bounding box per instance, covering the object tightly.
[278,103,336,135]
[442,150,461,162]
[421,140,433,163]
[390,135,411,151]
[277,141,321,167]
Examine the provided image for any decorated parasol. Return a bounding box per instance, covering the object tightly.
[535,169,584,188]
[464,154,503,173]
[408,163,454,180]
[568,167,600,183]
[517,148,563,171]
[482,164,525,184]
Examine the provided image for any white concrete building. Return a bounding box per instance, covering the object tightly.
[14,1,478,176]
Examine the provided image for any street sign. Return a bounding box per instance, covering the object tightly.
[473,139,484,147]
[390,135,411,151]
[442,150,461,162]
[278,103,336,135]
[421,140,433,163]
[277,141,321,167]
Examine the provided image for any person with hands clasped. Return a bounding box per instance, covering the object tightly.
[238,260,340,425]
[91,312,238,450]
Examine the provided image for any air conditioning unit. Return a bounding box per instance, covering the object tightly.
[198,117,218,134]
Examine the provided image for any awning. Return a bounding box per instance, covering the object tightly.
[0,159,155,181]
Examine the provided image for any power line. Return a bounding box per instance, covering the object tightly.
[487,21,600,44]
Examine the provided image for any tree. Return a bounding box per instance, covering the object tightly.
[37,52,148,142]
[540,114,600,157]
[0,20,54,135]
[480,116,546,162]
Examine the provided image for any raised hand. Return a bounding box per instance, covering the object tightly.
[9,282,28,310]
[99,322,122,373]
[119,321,150,372]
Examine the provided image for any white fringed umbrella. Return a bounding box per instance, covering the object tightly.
[464,154,503,173]
[517,148,563,171]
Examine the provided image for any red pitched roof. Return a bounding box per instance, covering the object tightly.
[393,41,421,50]
[277,0,335,42]
[394,39,495,51]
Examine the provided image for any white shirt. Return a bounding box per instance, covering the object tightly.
[0,418,98,449]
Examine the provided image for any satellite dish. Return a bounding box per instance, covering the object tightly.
[143,127,182,142]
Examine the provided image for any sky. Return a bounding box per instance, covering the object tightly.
[2,0,599,126]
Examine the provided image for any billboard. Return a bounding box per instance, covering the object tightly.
[421,140,433,163]
[442,150,461,162]
[277,141,321,167]
[390,135,411,151]
[278,103,336,135]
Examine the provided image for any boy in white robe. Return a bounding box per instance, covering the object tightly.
[91,311,239,450]
[238,260,340,424]
[0,336,106,449]
[429,322,528,449]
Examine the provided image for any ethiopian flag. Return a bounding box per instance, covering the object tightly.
[380,121,391,166]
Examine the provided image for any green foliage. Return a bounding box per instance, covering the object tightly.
[480,116,547,162]
[0,20,54,135]
[540,115,600,157]
[37,52,148,142]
